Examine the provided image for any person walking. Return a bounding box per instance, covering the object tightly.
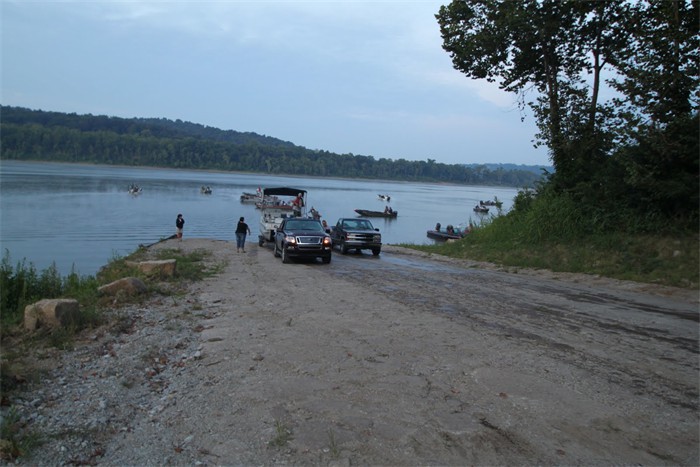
[176,214,185,241]
[235,216,251,253]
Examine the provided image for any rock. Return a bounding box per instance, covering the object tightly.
[24,298,80,331]
[98,277,148,297]
[125,259,177,277]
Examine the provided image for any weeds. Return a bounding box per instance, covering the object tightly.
[328,429,340,459]
[404,189,699,288]
[269,420,292,447]
[0,406,42,461]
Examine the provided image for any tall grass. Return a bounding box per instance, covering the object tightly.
[407,189,699,288]
[0,251,101,332]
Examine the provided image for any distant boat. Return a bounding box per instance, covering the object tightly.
[354,209,398,218]
[377,194,391,202]
[201,186,212,194]
[479,198,503,209]
[128,184,142,195]
[426,230,464,241]
[240,191,260,203]
[428,222,468,240]
[473,205,489,214]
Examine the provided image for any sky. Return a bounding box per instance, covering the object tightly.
[1,0,550,166]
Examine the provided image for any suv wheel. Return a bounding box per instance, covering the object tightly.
[372,248,381,256]
[281,245,291,264]
[341,243,349,254]
[322,255,331,264]
[273,242,281,257]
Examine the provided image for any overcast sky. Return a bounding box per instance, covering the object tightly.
[1,0,550,166]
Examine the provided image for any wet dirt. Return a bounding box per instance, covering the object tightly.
[100,239,700,465]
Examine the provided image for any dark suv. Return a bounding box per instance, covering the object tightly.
[274,218,332,264]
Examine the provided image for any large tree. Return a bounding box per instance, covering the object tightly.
[437,0,699,228]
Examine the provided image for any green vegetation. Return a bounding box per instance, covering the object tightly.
[429,0,698,282]
[407,194,698,288]
[268,420,293,448]
[0,105,543,187]
[0,252,102,335]
[0,407,42,461]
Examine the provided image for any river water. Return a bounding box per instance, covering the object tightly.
[0,160,518,276]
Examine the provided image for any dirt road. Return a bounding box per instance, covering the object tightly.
[17,238,698,466]
[97,238,697,466]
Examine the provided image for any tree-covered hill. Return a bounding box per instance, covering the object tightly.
[0,105,543,187]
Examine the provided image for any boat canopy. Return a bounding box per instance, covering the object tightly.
[262,187,307,197]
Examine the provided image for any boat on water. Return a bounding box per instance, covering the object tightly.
[201,186,212,195]
[128,184,142,195]
[258,187,307,246]
[473,205,489,214]
[354,209,398,218]
[426,230,464,241]
[427,222,469,241]
[480,198,503,208]
[377,194,391,202]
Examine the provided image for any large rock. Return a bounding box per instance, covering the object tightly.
[125,259,177,277]
[24,298,80,331]
[98,277,148,297]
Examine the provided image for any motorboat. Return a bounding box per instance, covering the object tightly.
[354,209,398,218]
[258,187,308,246]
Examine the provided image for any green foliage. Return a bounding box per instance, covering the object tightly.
[0,406,42,461]
[0,251,101,332]
[410,196,699,288]
[0,106,544,188]
[268,420,293,448]
[437,0,699,233]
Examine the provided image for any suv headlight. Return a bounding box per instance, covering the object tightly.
[373,235,381,242]
[323,237,332,246]
[285,235,297,244]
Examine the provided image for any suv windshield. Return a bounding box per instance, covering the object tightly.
[285,220,322,231]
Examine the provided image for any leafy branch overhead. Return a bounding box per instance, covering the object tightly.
[437,0,698,232]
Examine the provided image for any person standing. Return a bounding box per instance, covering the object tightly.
[235,216,251,253]
[176,214,185,241]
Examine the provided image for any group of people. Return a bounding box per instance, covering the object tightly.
[383,206,395,214]
[174,213,251,253]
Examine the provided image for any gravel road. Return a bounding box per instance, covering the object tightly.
[9,238,698,466]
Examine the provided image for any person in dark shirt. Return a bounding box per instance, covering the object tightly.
[176,214,185,241]
[235,216,251,253]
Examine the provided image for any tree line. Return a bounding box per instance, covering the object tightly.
[437,0,698,233]
[0,106,543,188]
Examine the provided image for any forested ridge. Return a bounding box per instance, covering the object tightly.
[0,106,543,187]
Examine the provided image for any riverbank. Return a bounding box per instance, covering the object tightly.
[4,238,698,465]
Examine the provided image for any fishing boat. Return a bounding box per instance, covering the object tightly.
[426,230,464,241]
[427,222,469,241]
[473,205,489,214]
[480,198,503,208]
[354,209,398,218]
[201,186,212,195]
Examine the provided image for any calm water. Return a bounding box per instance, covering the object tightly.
[0,160,517,275]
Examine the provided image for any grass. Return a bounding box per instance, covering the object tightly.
[269,420,293,448]
[404,223,698,289]
[0,406,42,461]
